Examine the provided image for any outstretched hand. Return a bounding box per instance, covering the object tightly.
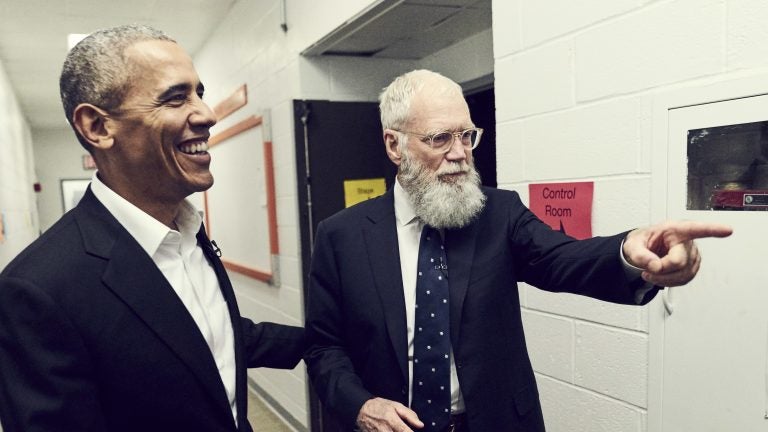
[356,397,424,432]
[623,220,732,287]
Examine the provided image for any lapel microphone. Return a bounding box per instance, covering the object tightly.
[210,240,222,257]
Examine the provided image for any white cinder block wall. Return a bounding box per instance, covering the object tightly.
[32,128,94,232]
[493,0,768,431]
[0,59,38,272]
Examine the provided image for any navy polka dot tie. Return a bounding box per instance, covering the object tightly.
[411,225,451,431]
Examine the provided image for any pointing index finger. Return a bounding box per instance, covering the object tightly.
[672,221,733,241]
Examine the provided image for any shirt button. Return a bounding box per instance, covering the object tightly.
[401,386,407,395]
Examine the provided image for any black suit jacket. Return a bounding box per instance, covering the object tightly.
[0,189,304,432]
[305,187,657,431]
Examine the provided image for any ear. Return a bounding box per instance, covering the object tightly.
[72,103,115,150]
[384,129,402,166]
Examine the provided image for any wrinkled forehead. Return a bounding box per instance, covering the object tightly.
[407,81,472,131]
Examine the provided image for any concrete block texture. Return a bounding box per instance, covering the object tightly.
[536,374,644,432]
[591,177,651,234]
[520,0,644,48]
[574,322,648,407]
[521,310,574,382]
[495,39,575,120]
[575,0,725,101]
[0,59,38,265]
[526,287,647,332]
[521,97,646,180]
[492,0,521,59]
[727,0,768,69]
[495,120,526,184]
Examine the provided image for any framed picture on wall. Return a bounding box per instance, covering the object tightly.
[60,178,91,213]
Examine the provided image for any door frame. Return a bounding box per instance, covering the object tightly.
[648,72,768,432]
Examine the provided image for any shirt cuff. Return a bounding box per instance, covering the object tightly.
[619,239,655,304]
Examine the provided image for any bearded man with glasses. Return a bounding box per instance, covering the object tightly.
[305,69,731,432]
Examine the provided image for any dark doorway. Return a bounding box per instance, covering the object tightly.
[295,86,496,431]
[293,99,395,432]
[465,85,497,188]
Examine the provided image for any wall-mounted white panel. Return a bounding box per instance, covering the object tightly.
[658,91,768,431]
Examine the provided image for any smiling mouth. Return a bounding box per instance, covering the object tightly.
[178,141,209,155]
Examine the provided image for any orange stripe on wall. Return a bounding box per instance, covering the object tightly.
[212,84,247,122]
[263,140,279,255]
[205,114,279,283]
[209,115,262,148]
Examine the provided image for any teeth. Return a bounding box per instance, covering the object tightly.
[179,141,208,154]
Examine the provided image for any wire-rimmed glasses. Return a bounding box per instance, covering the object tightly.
[396,127,483,153]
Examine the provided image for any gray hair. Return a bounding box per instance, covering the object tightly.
[378,69,463,131]
[60,24,175,150]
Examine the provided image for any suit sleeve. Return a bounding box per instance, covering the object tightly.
[507,198,658,305]
[241,319,305,369]
[0,277,106,432]
[304,221,374,428]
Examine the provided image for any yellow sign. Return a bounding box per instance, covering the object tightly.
[344,178,387,208]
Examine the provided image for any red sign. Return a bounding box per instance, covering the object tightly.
[528,182,593,239]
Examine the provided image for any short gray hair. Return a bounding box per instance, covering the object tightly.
[60,24,175,150]
[378,69,462,131]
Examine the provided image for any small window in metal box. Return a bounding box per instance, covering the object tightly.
[688,121,768,210]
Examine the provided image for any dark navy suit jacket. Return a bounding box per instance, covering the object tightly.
[0,188,304,432]
[305,187,656,431]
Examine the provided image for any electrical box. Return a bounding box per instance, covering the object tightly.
[650,81,768,432]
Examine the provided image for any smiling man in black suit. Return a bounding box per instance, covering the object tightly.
[0,24,304,432]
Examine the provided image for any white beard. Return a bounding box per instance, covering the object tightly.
[398,150,486,229]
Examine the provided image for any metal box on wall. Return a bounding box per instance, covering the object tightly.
[649,76,768,432]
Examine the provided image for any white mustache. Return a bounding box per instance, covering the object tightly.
[436,162,470,176]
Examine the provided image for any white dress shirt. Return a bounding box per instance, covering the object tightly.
[394,181,466,414]
[90,173,238,424]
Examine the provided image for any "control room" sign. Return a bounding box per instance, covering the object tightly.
[528,181,594,239]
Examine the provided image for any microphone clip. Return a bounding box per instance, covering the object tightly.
[210,240,222,257]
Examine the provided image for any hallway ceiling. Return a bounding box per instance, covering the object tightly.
[0,0,237,129]
[0,0,491,131]
[304,0,491,59]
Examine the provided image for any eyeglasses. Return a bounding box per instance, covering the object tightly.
[397,127,483,153]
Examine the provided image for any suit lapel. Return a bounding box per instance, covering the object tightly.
[363,191,409,381]
[445,217,479,346]
[74,190,235,424]
[197,229,250,430]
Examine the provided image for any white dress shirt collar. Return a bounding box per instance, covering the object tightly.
[89,172,203,256]
[394,178,420,228]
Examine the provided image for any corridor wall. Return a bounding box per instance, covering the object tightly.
[0,59,38,273]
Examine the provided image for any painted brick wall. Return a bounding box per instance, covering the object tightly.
[0,59,38,273]
[32,128,94,232]
[493,0,768,430]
